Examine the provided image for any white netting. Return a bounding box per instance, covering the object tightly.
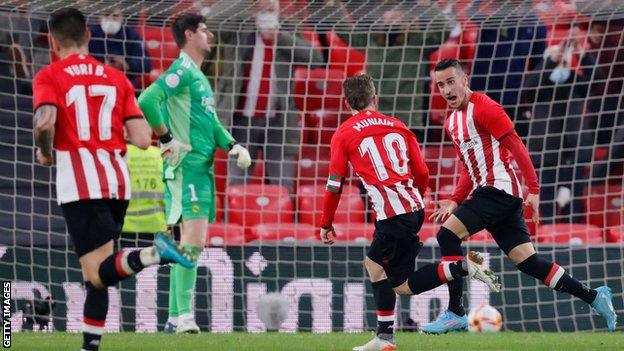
[0,0,623,333]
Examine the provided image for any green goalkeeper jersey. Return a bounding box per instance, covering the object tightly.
[138,52,234,223]
[138,52,234,157]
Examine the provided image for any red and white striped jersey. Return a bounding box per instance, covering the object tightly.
[33,54,143,204]
[327,110,428,221]
[445,92,522,198]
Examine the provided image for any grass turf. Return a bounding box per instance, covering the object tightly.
[9,332,624,351]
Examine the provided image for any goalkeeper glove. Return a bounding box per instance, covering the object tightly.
[159,132,192,167]
[229,143,252,170]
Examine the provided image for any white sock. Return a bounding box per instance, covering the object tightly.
[139,247,160,266]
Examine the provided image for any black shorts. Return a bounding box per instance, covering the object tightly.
[367,210,424,288]
[454,186,531,254]
[61,199,129,257]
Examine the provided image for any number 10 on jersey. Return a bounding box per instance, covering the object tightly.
[358,133,409,181]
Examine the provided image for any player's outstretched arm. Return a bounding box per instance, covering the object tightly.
[319,133,349,244]
[33,104,57,166]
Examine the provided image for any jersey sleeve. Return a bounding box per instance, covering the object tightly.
[475,98,515,140]
[122,77,143,120]
[138,66,191,128]
[320,130,348,228]
[213,114,235,150]
[326,130,349,192]
[138,83,167,127]
[32,68,59,110]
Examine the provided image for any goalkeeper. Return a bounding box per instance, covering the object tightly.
[138,13,251,333]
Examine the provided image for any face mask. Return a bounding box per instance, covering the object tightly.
[549,66,571,84]
[256,12,279,36]
[200,6,211,16]
[100,19,122,35]
[194,1,211,16]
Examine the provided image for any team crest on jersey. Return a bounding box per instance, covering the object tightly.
[165,73,180,88]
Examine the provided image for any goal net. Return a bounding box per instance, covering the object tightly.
[0,0,622,333]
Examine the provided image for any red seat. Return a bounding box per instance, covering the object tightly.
[332,222,374,243]
[139,26,179,71]
[206,223,246,246]
[293,67,345,112]
[326,32,366,77]
[297,146,331,186]
[214,150,266,199]
[251,223,318,242]
[459,25,478,70]
[298,184,365,227]
[302,110,347,145]
[226,184,294,239]
[585,185,624,230]
[423,145,459,190]
[537,224,604,244]
[419,223,441,244]
[607,225,624,243]
[138,25,179,88]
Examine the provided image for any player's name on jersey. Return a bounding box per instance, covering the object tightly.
[63,63,106,77]
[352,117,394,132]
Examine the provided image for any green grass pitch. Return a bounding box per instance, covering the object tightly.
[9,332,624,351]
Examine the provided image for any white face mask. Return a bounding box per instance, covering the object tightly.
[100,19,122,35]
[256,12,279,36]
[200,6,211,16]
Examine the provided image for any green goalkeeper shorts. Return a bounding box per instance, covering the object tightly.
[163,153,216,224]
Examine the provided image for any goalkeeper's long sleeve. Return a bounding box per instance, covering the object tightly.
[137,83,167,128]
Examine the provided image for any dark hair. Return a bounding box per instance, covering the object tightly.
[172,13,207,48]
[49,7,88,47]
[342,74,376,111]
[434,58,464,72]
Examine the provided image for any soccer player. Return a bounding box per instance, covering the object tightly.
[138,14,251,333]
[320,74,500,351]
[32,8,195,351]
[423,58,617,334]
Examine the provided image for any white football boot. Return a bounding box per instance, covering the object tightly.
[352,336,396,351]
[466,251,501,292]
[176,313,200,334]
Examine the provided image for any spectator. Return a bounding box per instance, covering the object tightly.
[89,8,152,88]
[0,5,49,74]
[521,26,603,224]
[336,0,455,137]
[470,1,547,138]
[584,19,624,146]
[215,0,324,194]
[306,0,353,63]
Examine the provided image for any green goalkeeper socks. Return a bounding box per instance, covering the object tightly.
[168,265,178,318]
[175,244,202,316]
